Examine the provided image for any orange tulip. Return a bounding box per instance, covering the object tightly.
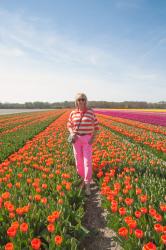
[118,227,128,237]
[163,226,166,234]
[52,210,60,219]
[34,195,41,201]
[154,213,162,222]
[149,208,157,217]
[47,224,55,232]
[54,235,63,246]
[58,199,63,205]
[7,183,13,189]
[9,212,15,219]
[20,223,28,233]
[111,205,118,213]
[56,185,62,191]
[142,242,156,250]
[42,183,47,189]
[128,220,137,229]
[135,211,141,218]
[41,197,47,204]
[160,203,166,212]
[31,238,41,250]
[125,198,133,206]
[161,235,166,244]
[2,192,10,200]
[140,207,147,214]
[140,195,148,203]
[16,208,24,216]
[119,207,126,216]
[65,183,71,190]
[136,188,142,195]
[11,221,19,229]
[154,224,163,233]
[135,229,143,238]
[7,227,17,238]
[47,215,55,223]
[124,216,133,224]
[5,242,14,250]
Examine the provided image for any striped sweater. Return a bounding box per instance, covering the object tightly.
[67,108,99,134]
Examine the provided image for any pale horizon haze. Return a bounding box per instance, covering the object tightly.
[0,0,166,103]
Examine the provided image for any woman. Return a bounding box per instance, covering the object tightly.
[67,93,99,196]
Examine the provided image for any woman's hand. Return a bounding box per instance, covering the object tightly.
[71,132,78,142]
[88,130,99,144]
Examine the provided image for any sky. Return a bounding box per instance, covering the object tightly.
[0,0,166,103]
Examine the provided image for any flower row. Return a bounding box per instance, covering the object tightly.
[0,111,86,249]
[96,114,166,157]
[92,125,166,249]
[0,110,64,162]
[95,109,166,127]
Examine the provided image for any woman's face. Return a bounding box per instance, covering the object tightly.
[77,96,86,109]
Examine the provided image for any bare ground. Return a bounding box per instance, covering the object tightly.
[78,179,122,250]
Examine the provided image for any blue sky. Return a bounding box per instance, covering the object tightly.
[0,0,166,103]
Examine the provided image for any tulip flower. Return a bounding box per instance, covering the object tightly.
[5,242,14,250]
[135,229,144,239]
[142,242,156,250]
[54,235,63,246]
[31,238,41,250]
[118,227,128,237]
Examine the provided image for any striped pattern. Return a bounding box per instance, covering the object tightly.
[67,108,99,134]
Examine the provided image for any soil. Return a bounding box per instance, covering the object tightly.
[78,179,122,250]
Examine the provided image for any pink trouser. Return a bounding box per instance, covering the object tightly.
[72,134,92,183]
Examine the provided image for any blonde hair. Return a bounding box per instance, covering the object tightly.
[75,93,88,108]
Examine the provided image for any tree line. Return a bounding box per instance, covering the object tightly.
[0,101,165,109]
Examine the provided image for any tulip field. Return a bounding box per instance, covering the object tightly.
[0,110,64,163]
[0,109,166,249]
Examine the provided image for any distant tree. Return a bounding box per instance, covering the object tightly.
[0,101,165,109]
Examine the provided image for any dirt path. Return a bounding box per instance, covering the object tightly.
[78,179,122,250]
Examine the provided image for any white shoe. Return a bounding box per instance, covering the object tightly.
[85,183,91,196]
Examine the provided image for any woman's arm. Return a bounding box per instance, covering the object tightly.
[88,110,99,144]
[67,112,74,134]
[67,112,78,140]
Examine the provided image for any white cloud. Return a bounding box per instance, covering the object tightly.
[0,8,165,103]
[0,46,24,57]
[0,9,106,67]
[127,72,158,81]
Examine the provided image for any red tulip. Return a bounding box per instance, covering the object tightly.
[140,195,148,203]
[5,242,14,250]
[31,238,41,250]
[142,242,156,250]
[136,188,142,195]
[7,227,17,238]
[140,207,147,214]
[135,229,144,238]
[154,224,163,233]
[119,207,126,216]
[125,198,133,206]
[154,213,162,222]
[20,223,28,233]
[135,210,141,218]
[54,235,63,246]
[47,224,55,232]
[118,227,128,237]
[161,234,166,244]
[128,220,137,229]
